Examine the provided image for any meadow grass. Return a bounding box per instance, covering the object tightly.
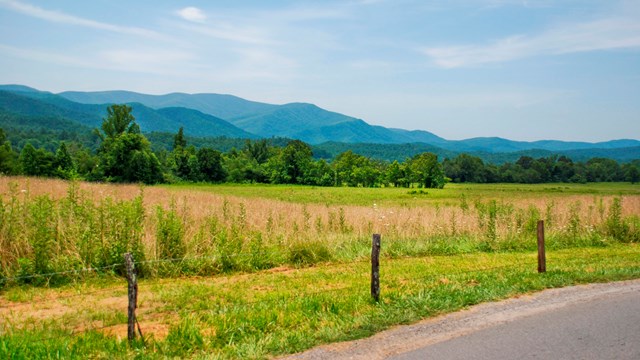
[0,177,639,285]
[162,182,640,207]
[0,177,639,358]
[0,245,638,359]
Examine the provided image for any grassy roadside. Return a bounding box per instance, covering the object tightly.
[1,244,639,359]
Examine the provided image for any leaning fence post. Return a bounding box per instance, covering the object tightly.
[371,234,381,302]
[124,253,138,342]
[537,220,546,273]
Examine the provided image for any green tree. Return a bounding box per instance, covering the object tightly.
[224,151,268,183]
[306,159,334,186]
[385,160,403,187]
[553,156,575,182]
[407,152,446,189]
[333,150,380,187]
[586,158,622,182]
[0,128,17,175]
[173,145,196,180]
[53,142,76,179]
[197,148,226,183]
[173,127,187,150]
[19,143,55,177]
[624,162,640,184]
[444,154,487,183]
[244,139,270,164]
[96,104,163,184]
[268,140,313,184]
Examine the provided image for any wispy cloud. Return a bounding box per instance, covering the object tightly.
[0,43,196,75]
[178,22,275,45]
[0,43,95,68]
[261,6,349,22]
[177,7,206,23]
[226,47,298,80]
[0,0,164,39]
[99,49,196,74]
[421,16,640,68]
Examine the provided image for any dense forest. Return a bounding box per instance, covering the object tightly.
[1,105,639,187]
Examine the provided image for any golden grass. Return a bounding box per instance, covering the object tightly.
[1,176,639,268]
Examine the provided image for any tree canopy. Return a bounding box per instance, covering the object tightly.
[1,103,638,187]
[95,104,162,184]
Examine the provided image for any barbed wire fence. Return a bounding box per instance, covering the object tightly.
[1,221,637,349]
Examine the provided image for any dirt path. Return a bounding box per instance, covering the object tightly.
[282,279,640,360]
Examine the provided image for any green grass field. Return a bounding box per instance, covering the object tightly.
[163,182,640,207]
[1,245,638,359]
[1,178,639,359]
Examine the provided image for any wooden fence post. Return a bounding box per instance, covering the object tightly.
[537,220,546,273]
[124,253,138,342]
[371,234,381,302]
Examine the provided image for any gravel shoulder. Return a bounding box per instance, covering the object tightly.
[282,279,640,360]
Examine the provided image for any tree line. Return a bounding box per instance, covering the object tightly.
[1,105,638,186]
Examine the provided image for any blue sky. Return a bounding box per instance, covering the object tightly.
[1,0,639,142]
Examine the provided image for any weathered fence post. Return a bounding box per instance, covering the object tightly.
[537,220,546,273]
[124,253,138,342]
[371,234,381,302]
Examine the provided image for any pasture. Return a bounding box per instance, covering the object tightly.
[0,177,639,358]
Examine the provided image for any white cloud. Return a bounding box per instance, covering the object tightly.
[0,43,95,68]
[0,0,164,39]
[226,47,298,80]
[0,43,196,75]
[421,16,640,68]
[99,49,196,74]
[177,7,206,23]
[178,23,274,45]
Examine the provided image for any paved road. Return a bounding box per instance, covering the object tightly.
[283,279,640,360]
[393,288,640,360]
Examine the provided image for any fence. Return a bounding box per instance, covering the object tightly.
[0,221,562,349]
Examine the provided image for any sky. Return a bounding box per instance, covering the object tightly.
[0,0,639,142]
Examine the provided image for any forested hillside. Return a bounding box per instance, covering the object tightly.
[4,85,638,152]
[1,104,639,187]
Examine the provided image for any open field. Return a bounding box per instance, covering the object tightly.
[163,182,640,207]
[1,177,638,278]
[0,177,639,358]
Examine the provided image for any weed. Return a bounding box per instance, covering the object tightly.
[567,201,582,241]
[28,195,56,277]
[288,241,332,266]
[155,200,186,261]
[606,197,630,241]
[1,177,639,286]
[163,315,205,356]
[459,194,469,213]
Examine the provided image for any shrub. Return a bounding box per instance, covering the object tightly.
[28,196,56,276]
[606,197,630,241]
[156,201,186,261]
[288,241,331,266]
[97,193,146,276]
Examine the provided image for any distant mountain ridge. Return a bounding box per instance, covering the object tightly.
[60,90,277,121]
[1,84,639,159]
[0,88,254,139]
[58,88,447,145]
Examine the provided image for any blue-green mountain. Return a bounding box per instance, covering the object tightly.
[1,84,639,162]
[0,87,254,139]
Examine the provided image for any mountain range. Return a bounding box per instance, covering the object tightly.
[1,84,639,162]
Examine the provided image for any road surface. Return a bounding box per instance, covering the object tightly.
[284,279,640,360]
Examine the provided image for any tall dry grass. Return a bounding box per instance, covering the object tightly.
[0,176,638,284]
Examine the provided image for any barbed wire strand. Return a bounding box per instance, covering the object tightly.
[4,244,632,284]
[2,263,123,283]
[3,250,637,347]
